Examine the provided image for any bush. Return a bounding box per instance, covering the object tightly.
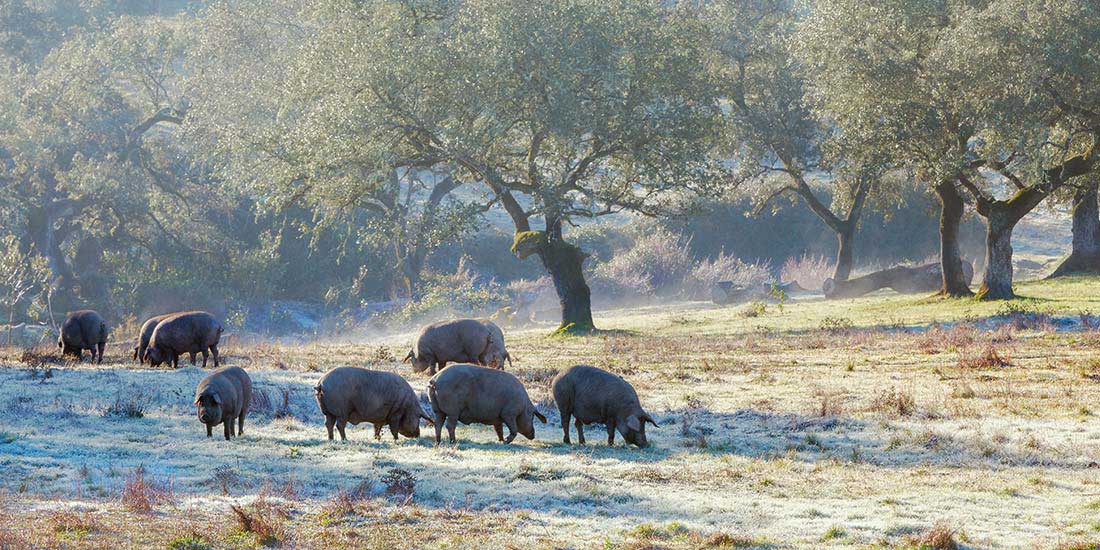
[780,254,832,291]
[685,253,772,298]
[393,257,508,323]
[594,230,693,297]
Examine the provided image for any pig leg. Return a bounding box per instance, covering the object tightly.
[201,349,209,368]
[446,415,458,443]
[606,420,616,447]
[211,345,220,367]
[206,423,213,437]
[493,422,505,443]
[325,415,335,440]
[238,413,245,436]
[171,352,180,369]
[188,352,197,366]
[559,408,572,444]
[373,423,383,440]
[575,418,586,445]
[96,343,105,364]
[434,413,445,444]
[223,419,233,440]
[336,419,348,441]
[388,418,400,441]
[503,416,518,444]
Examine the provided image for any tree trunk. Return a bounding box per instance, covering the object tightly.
[1050,181,1100,277]
[511,219,595,334]
[538,243,594,333]
[977,205,1017,300]
[832,223,855,282]
[934,181,973,297]
[25,206,77,309]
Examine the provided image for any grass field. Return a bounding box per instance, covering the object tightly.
[3,277,1100,549]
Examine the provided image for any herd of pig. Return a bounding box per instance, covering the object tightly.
[52,310,661,448]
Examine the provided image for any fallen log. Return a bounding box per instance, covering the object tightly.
[712,280,806,305]
[822,260,974,299]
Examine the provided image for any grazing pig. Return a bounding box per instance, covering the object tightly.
[427,363,546,444]
[552,364,659,448]
[477,319,513,369]
[403,318,504,374]
[194,366,252,440]
[58,310,109,363]
[133,313,173,364]
[145,311,223,369]
[313,366,434,441]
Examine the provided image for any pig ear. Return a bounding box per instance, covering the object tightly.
[210,392,222,405]
[402,350,414,363]
[193,395,203,406]
[420,409,435,425]
[626,415,641,432]
[641,412,660,428]
[533,409,547,424]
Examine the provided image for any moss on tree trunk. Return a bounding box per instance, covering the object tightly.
[512,230,595,334]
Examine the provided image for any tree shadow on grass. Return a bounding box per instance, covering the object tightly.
[650,406,1086,470]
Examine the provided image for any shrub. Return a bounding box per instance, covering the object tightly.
[594,230,693,297]
[780,254,832,291]
[394,257,508,323]
[685,253,772,298]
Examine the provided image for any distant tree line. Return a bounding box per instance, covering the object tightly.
[0,0,1097,331]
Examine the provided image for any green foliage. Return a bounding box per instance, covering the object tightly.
[390,259,508,324]
[167,535,214,550]
[741,300,767,318]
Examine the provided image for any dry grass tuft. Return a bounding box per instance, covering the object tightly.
[914,325,975,354]
[869,386,916,417]
[903,522,959,550]
[321,480,373,518]
[120,464,174,513]
[1055,541,1100,550]
[809,386,846,417]
[626,522,763,549]
[381,468,417,503]
[48,509,99,536]
[230,493,289,547]
[956,345,1012,369]
[103,386,155,418]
